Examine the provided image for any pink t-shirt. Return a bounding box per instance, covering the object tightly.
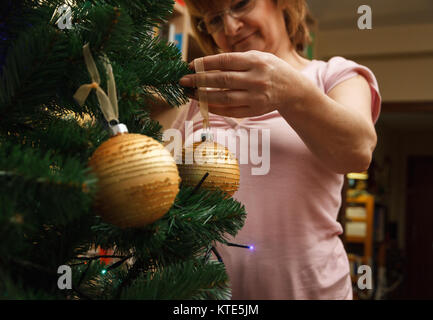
[171,56,381,299]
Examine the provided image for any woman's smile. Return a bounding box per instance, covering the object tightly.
[232,31,257,50]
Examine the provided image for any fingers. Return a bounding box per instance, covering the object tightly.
[181,52,262,89]
[186,89,256,116]
[180,71,250,89]
[203,89,257,107]
[186,89,260,107]
[189,52,254,71]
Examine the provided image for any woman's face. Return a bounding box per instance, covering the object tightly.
[206,0,289,54]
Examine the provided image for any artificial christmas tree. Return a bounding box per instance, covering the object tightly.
[0,0,246,300]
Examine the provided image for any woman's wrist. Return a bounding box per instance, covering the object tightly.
[277,72,317,117]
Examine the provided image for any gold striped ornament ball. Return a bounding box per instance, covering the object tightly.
[89,133,180,228]
[177,140,240,197]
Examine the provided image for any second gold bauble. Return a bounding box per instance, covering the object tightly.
[177,141,240,197]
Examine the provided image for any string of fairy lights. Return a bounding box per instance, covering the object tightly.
[97,172,255,275]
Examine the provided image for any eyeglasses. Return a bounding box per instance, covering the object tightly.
[197,0,257,34]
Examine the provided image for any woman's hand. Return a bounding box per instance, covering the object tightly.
[179,50,310,118]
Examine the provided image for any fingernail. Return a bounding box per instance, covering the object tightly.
[179,76,193,87]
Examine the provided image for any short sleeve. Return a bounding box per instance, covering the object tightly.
[323,56,382,124]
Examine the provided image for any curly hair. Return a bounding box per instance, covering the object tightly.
[184,0,315,55]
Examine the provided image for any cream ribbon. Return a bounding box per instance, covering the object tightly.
[194,57,210,130]
[73,43,118,123]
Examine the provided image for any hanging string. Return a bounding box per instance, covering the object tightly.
[194,57,213,142]
[73,43,119,125]
[101,53,119,122]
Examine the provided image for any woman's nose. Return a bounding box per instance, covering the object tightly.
[223,15,243,36]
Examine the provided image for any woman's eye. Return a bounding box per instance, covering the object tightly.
[208,15,222,26]
[232,0,250,11]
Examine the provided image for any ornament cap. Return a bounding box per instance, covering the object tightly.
[109,123,128,136]
[201,131,213,142]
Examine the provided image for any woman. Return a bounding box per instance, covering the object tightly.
[172,0,381,299]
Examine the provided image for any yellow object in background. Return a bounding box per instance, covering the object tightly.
[347,172,368,180]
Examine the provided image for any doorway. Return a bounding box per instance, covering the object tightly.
[405,156,433,299]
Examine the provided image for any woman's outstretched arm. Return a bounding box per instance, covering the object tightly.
[179,51,377,174]
[278,74,377,174]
